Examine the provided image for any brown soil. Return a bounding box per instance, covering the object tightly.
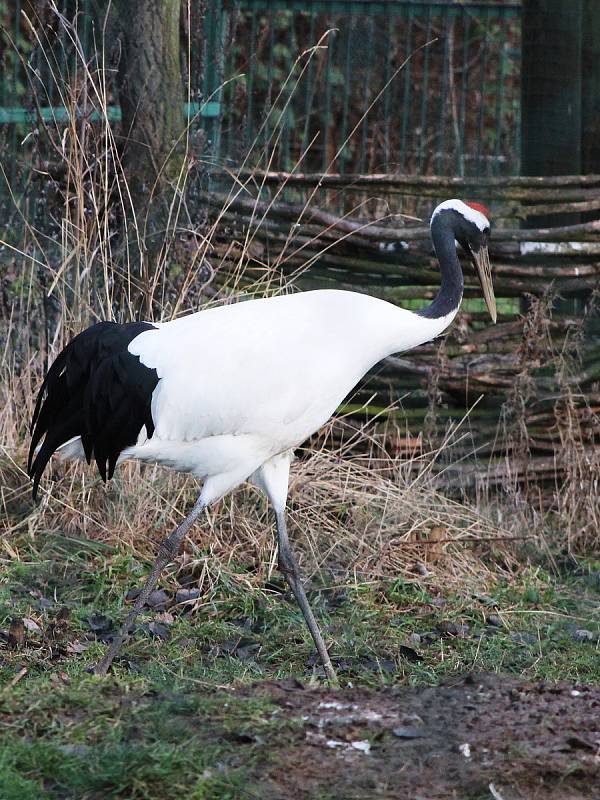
[248,674,600,800]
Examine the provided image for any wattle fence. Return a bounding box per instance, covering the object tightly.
[204,169,600,499]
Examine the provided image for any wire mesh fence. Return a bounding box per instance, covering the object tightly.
[215,0,521,176]
[0,1,522,196]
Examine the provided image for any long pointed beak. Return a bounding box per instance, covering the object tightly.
[471,244,496,323]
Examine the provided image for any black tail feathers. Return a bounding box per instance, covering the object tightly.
[29,321,159,500]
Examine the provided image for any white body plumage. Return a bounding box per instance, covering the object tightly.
[60,289,456,508]
[32,197,495,514]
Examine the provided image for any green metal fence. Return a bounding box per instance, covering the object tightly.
[0,0,521,180]
[212,0,522,176]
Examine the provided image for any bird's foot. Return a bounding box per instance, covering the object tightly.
[86,656,113,676]
[86,635,126,676]
[94,659,111,676]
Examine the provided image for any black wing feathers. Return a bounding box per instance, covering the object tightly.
[29,321,159,499]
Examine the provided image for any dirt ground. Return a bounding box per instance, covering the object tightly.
[245,673,600,800]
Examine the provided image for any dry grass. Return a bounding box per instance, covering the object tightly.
[0,408,512,599]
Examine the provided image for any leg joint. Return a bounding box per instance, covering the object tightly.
[278,544,300,580]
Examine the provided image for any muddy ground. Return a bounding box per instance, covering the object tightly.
[242,674,600,800]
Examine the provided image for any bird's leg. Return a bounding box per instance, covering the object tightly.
[91,496,206,676]
[275,509,338,685]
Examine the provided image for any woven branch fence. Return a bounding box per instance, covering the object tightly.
[203,170,600,498]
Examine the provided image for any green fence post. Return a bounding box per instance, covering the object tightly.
[203,0,225,162]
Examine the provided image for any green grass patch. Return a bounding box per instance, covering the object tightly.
[0,536,598,798]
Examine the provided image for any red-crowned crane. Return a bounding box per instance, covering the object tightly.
[29,198,495,682]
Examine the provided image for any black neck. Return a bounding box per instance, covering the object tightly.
[417,212,464,320]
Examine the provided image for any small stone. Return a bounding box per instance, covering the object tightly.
[125,588,170,609]
[86,614,113,634]
[413,561,432,577]
[486,614,504,628]
[146,622,171,640]
[438,621,470,637]
[146,590,170,609]
[58,744,91,757]
[572,628,594,642]
[393,726,428,739]
[175,588,201,604]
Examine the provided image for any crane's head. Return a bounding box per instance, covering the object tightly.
[431,199,497,323]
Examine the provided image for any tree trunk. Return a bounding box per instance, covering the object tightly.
[115,0,185,313]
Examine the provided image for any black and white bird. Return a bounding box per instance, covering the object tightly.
[29,198,495,681]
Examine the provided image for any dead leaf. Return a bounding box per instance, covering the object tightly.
[126,588,170,609]
[66,641,90,654]
[399,645,422,662]
[8,619,25,648]
[146,622,171,640]
[50,672,70,687]
[22,618,42,634]
[85,615,114,634]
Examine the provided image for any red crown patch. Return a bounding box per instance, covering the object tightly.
[466,201,490,219]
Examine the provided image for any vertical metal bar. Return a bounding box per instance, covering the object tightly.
[382,4,392,171]
[476,6,491,176]
[494,14,509,175]
[301,9,317,156]
[417,5,433,172]
[322,18,335,173]
[339,17,353,174]
[245,9,258,151]
[358,15,374,173]
[58,0,70,108]
[400,5,414,171]
[215,5,228,164]
[82,0,91,67]
[436,5,450,173]
[203,0,224,162]
[264,8,276,159]
[223,10,237,163]
[281,15,296,170]
[514,16,522,175]
[10,0,21,192]
[458,7,470,176]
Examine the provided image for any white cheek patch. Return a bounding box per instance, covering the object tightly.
[431,199,490,232]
